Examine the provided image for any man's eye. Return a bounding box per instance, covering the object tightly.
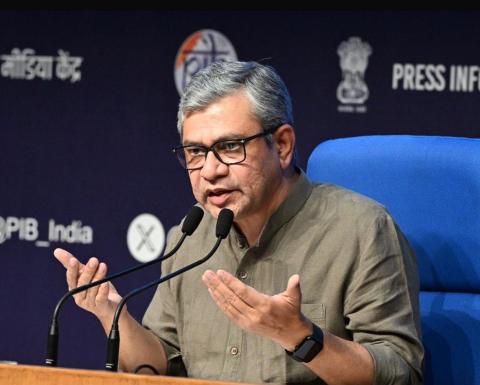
[218,141,241,151]
[186,147,206,157]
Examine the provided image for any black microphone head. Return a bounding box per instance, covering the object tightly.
[215,208,234,239]
[181,206,204,235]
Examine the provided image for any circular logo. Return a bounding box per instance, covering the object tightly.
[174,29,237,96]
[127,213,165,262]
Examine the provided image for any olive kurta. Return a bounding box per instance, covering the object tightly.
[143,171,424,384]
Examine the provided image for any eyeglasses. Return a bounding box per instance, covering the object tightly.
[173,127,278,170]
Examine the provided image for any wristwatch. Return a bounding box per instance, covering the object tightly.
[286,323,324,363]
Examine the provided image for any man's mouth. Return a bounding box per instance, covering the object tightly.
[207,189,234,206]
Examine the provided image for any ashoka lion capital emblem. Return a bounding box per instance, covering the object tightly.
[337,37,372,104]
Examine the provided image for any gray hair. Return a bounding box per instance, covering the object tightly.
[177,61,294,136]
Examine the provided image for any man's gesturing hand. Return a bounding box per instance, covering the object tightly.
[53,248,123,325]
[202,269,312,351]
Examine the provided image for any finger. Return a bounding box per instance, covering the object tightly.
[96,282,109,305]
[85,262,107,301]
[284,274,302,303]
[54,248,85,270]
[216,269,264,307]
[66,257,80,290]
[207,287,245,321]
[202,270,253,314]
[76,257,100,300]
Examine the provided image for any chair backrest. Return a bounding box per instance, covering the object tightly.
[306,135,480,385]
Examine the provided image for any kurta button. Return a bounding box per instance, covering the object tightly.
[230,346,239,355]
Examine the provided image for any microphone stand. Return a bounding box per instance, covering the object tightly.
[45,206,204,367]
[105,208,233,372]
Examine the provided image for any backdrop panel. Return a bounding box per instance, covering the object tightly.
[0,10,478,369]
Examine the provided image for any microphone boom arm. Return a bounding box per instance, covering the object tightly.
[105,237,222,371]
[46,232,188,367]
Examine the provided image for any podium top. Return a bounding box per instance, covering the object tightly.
[0,364,257,385]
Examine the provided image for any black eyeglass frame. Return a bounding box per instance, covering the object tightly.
[172,126,279,170]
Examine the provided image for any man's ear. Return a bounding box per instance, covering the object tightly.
[273,124,296,171]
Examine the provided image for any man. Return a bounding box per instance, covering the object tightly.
[54,61,424,384]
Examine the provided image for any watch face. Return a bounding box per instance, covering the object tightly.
[296,339,317,358]
[290,324,324,362]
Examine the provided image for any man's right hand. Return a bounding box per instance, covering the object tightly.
[53,248,124,327]
[53,248,168,374]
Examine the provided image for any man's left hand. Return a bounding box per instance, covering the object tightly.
[202,269,312,351]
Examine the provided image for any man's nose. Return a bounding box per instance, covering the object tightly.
[200,150,228,180]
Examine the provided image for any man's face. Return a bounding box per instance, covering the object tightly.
[182,91,282,221]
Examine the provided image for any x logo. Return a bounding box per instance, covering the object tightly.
[135,224,155,252]
[127,213,165,263]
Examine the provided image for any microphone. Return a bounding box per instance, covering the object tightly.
[45,206,204,367]
[105,208,234,371]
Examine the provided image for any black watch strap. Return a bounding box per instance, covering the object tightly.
[286,323,324,363]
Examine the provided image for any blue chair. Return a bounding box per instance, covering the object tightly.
[306,135,480,385]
